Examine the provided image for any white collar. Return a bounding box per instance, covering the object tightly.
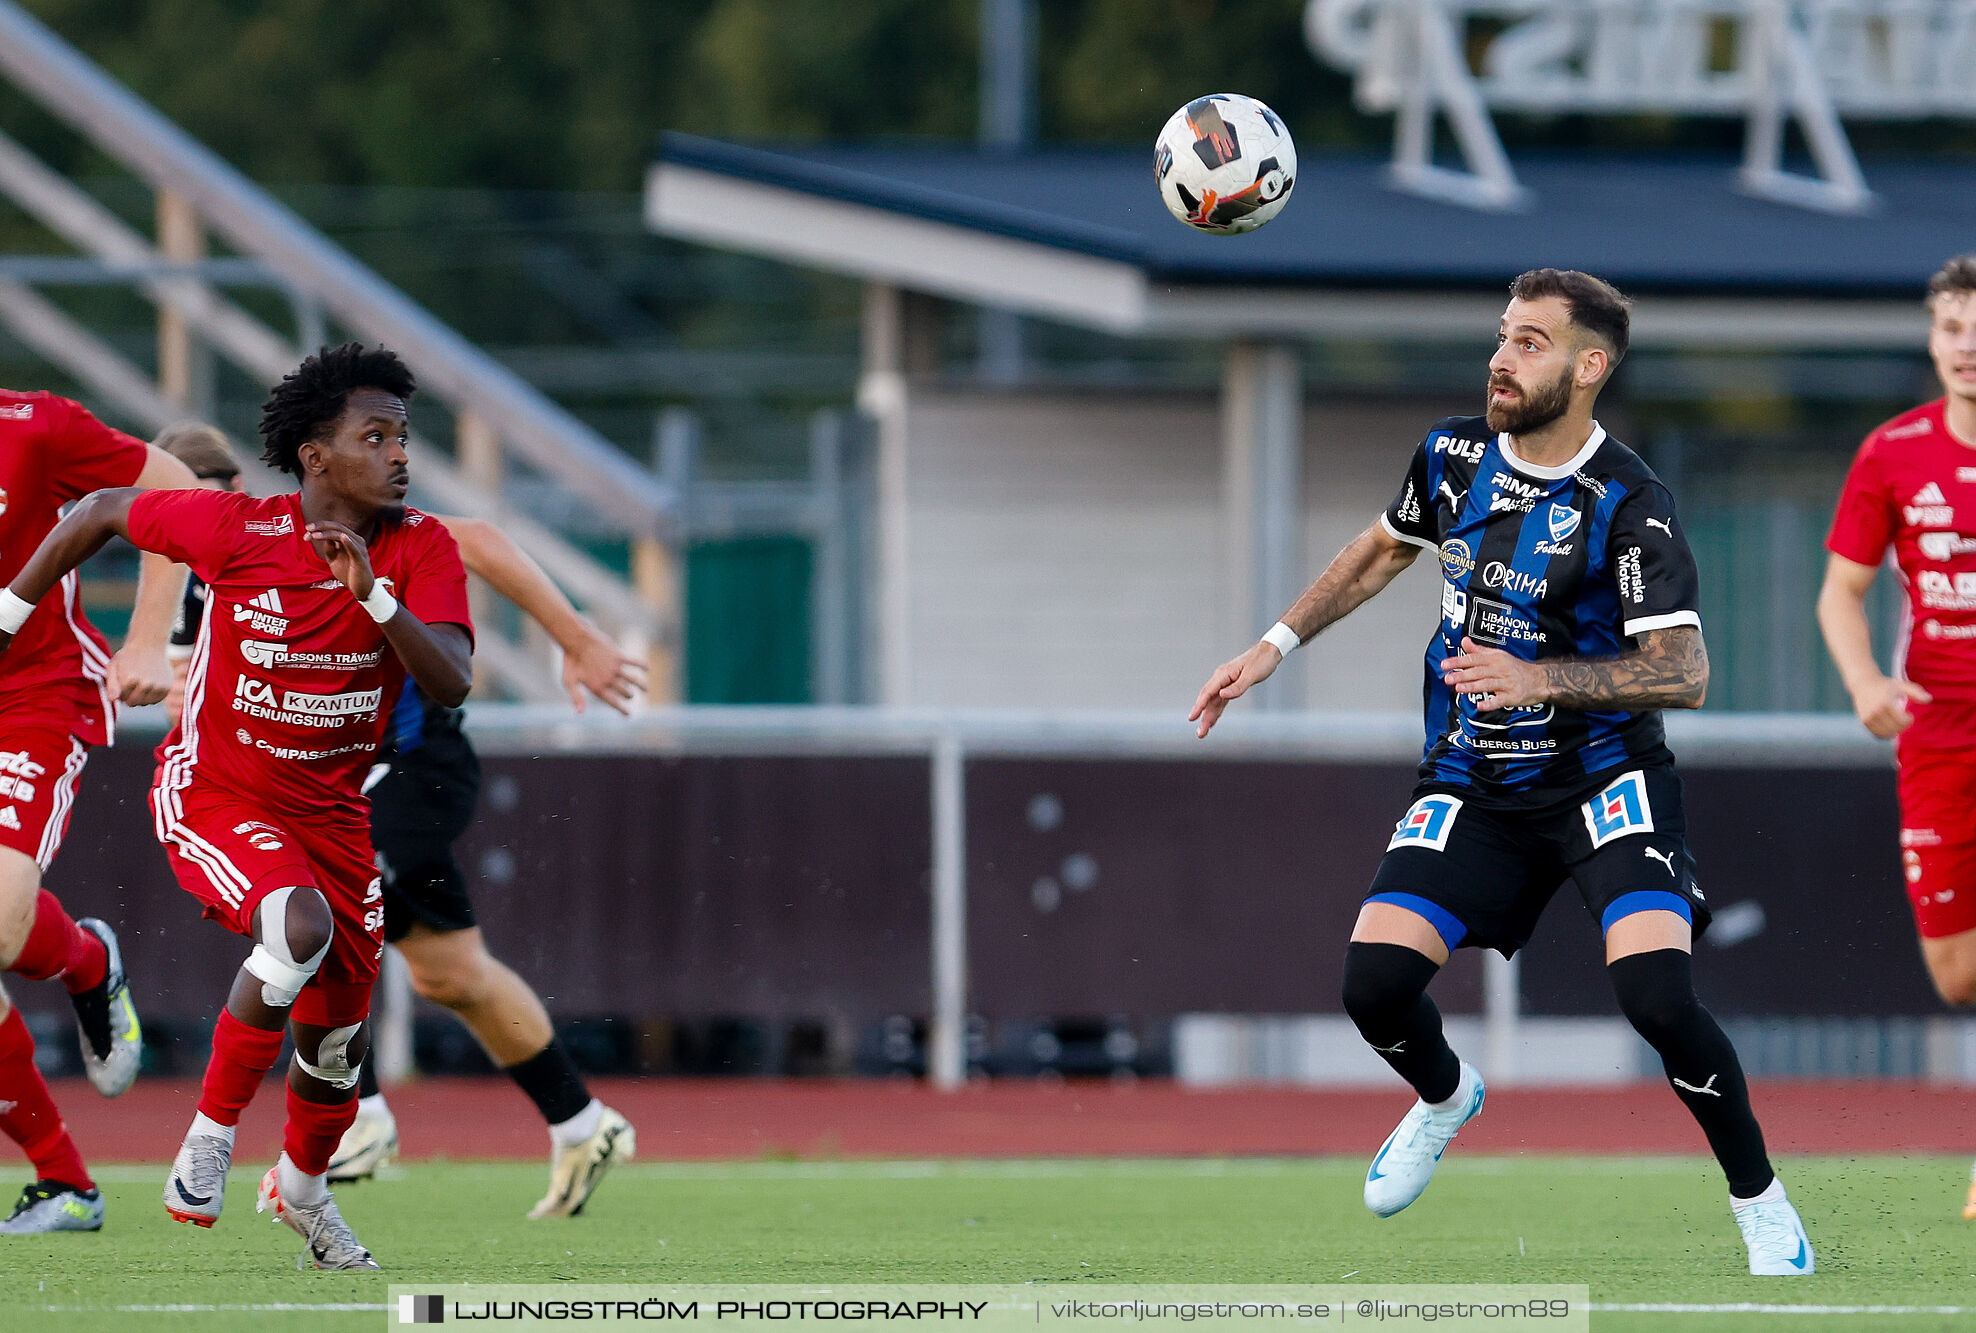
[1499,422,1607,480]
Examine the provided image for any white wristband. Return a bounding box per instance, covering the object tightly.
[0,588,35,635]
[359,584,399,623]
[1262,621,1301,658]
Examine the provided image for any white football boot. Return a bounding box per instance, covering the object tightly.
[0,1180,103,1233]
[527,1105,634,1219]
[326,1100,399,1184]
[1735,1184,1814,1276]
[258,1164,381,1270]
[1363,1062,1485,1218]
[164,1128,233,1227]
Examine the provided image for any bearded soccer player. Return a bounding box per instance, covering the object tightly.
[1816,254,1976,1220]
[0,344,471,1270]
[0,391,195,1234]
[1192,270,1811,1276]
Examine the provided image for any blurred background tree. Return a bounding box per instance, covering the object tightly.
[8,0,1370,190]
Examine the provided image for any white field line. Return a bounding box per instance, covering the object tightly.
[30,1301,1974,1318]
[1591,1304,1975,1315]
[34,1311,387,1319]
[81,1156,1728,1184]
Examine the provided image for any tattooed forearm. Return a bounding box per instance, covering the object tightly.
[1539,625,1709,711]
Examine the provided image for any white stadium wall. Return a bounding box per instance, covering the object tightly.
[887,388,1455,710]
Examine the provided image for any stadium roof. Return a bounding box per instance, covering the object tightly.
[646,133,1975,348]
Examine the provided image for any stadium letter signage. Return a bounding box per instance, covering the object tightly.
[1307,0,1976,117]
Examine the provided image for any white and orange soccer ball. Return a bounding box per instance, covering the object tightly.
[1154,94,1296,235]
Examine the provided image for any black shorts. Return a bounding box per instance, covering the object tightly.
[366,725,482,943]
[1365,762,1712,957]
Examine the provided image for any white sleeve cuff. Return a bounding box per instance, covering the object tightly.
[1623,610,1702,636]
[165,644,195,662]
[1379,513,1436,550]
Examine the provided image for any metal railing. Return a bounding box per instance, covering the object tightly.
[118,703,1885,1089]
[0,1,677,700]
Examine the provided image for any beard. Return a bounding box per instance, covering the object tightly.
[1485,364,1574,435]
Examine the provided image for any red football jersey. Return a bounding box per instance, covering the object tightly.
[127,489,472,814]
[1827,399,1976,747]
[0,390,150,745]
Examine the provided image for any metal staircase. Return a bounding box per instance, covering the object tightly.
[0,1,679,702]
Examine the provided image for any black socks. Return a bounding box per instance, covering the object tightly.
[1342,941,1462,1104]
[504,1040,592,1127]
[1609,947,1774,1198]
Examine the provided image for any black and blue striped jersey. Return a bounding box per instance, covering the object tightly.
[1379,415,1702,806]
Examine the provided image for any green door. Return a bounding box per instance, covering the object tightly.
[685,536,813,704]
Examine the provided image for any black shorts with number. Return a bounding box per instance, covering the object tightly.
[367,720,482,943]
[1365,761,1712,957]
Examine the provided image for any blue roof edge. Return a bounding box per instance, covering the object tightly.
[656,132,1152,268]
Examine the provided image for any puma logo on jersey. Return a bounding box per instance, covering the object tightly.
[1643,847,1678,876]
[1371,1040,1408,1055]
[1644,518,1674,537]
[1672,1074,1720,1097]
[1437,480,1466,510]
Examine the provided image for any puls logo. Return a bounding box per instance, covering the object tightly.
[1433,434,1486,462]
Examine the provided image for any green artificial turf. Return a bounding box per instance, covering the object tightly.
[6,1157,1973,1332]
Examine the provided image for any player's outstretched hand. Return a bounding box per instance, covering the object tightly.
[1850,673,1930,739]
[563,623,647,715]
[1441,636,1544,709]
[106,641,172,706]
[305,520,377,599]
[1190,642,1284,739]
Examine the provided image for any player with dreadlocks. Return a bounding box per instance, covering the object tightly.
[0,344,472,1270]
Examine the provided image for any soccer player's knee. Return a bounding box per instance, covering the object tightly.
[244,886,333,1008]
[294,1021,367,1091]
[407,948,491,1011]
[1609,953,1699,1041]
[1932,967,1976,1009]
[1341,941,1433,1028]
[282,888,334,961]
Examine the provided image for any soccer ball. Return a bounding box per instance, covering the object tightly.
[1154,94,1296,235]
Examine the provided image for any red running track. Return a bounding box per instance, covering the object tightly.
[41,1078,1976,1163]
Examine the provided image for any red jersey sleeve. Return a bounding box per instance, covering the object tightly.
[1827,440,1895,567]
[126,488,245,579]
[48,396,149,500]
[399,514,474,643]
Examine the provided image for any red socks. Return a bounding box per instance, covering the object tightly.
[0,1008,91,1190]
[196,1008,356,1177]
[9,891,107,994]
[195,1009,286,1127]
[282,1084,358,1177]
